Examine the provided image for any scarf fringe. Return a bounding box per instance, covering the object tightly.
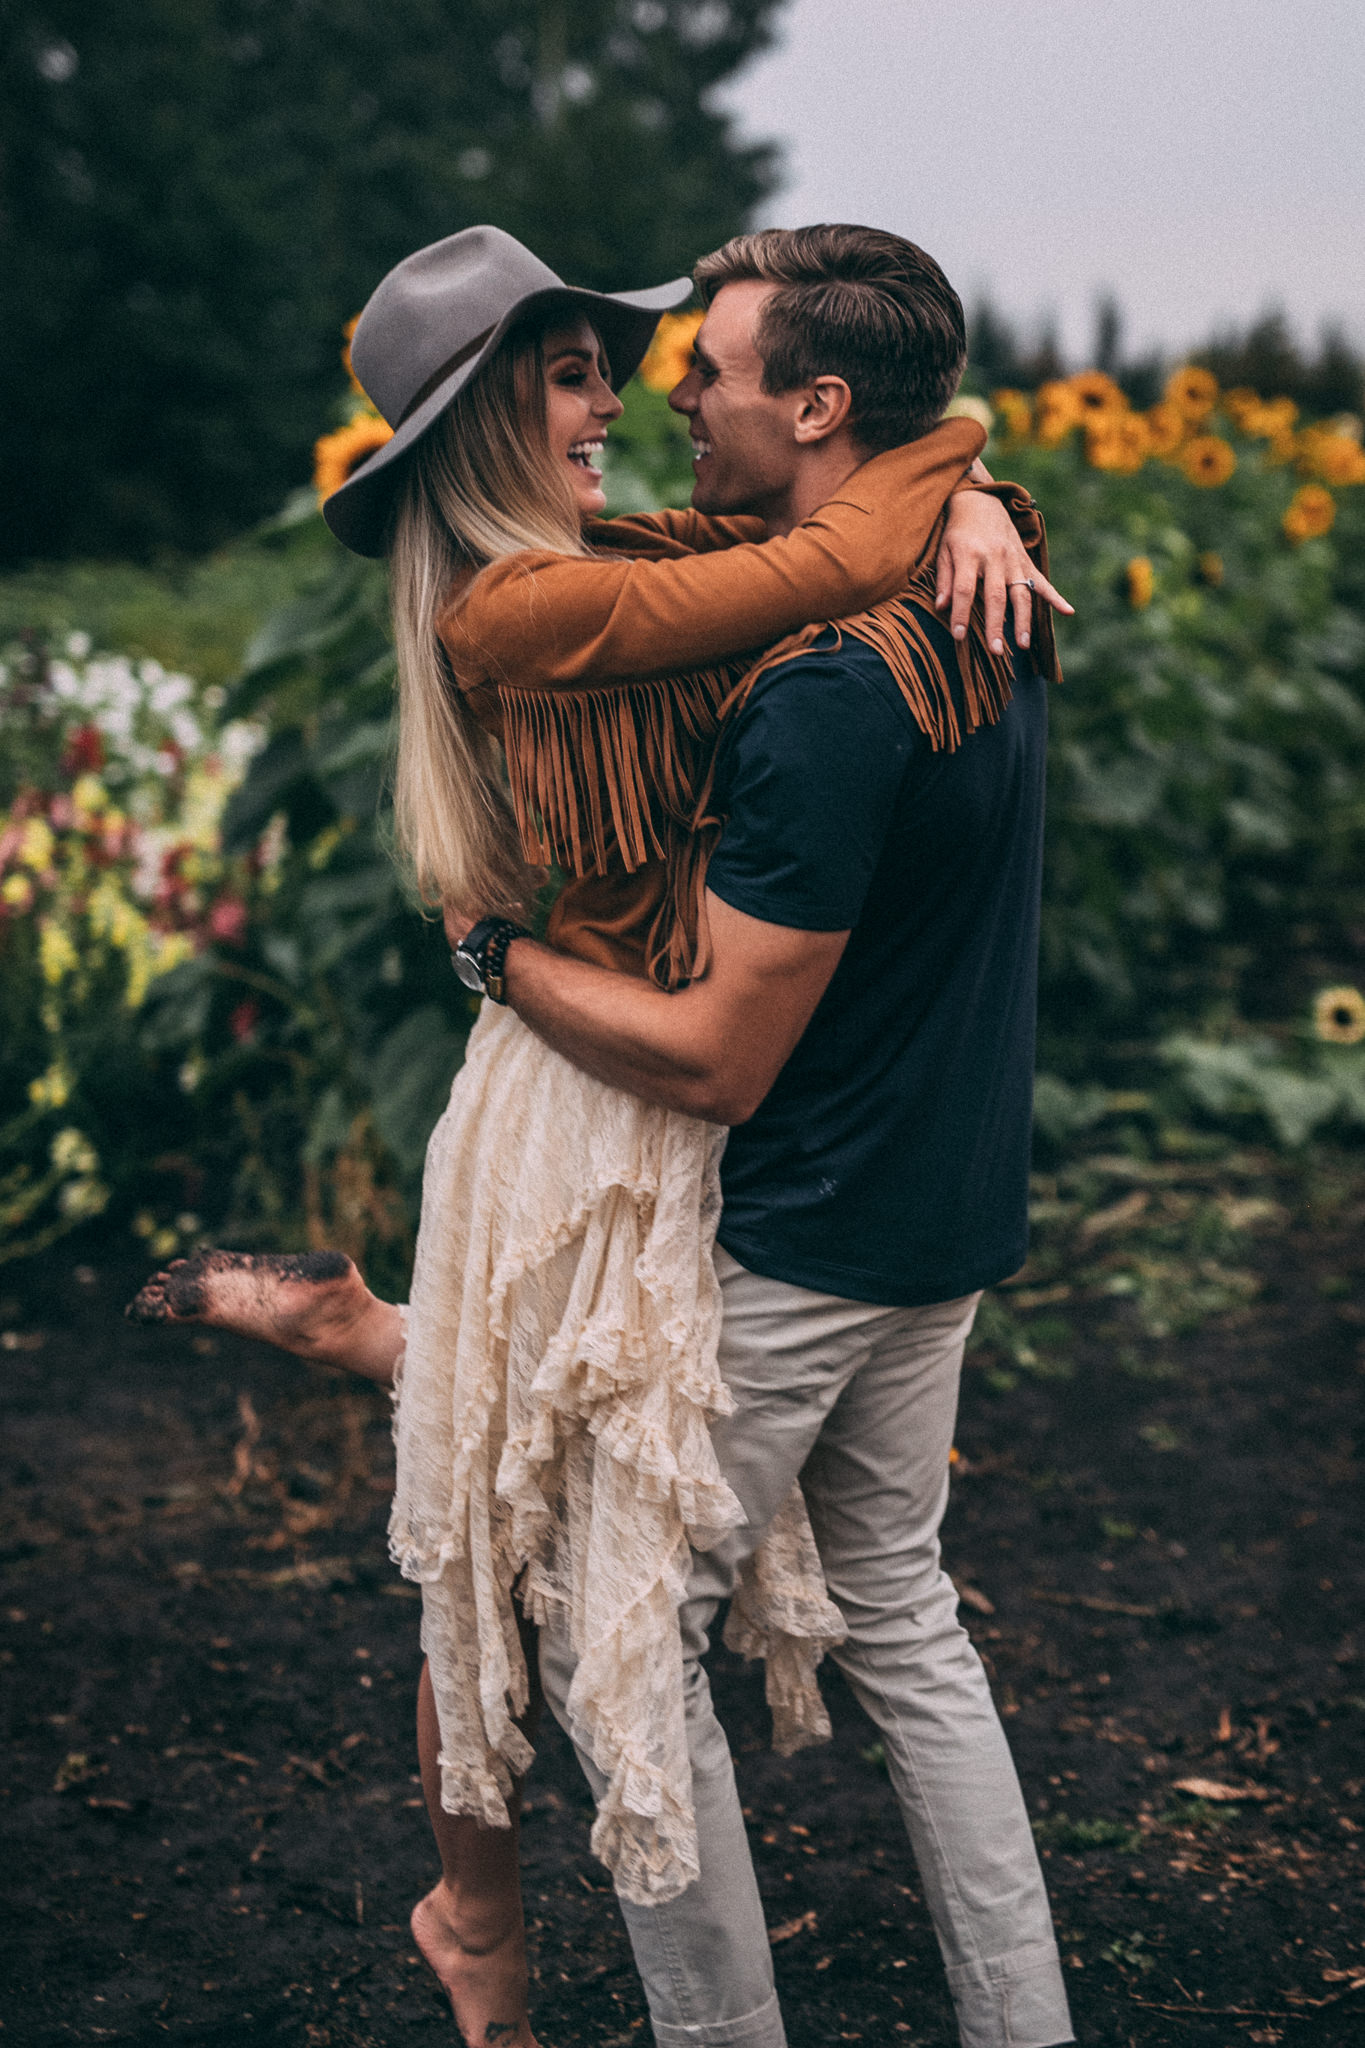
[718,561,1025,748]
[498,666,733,880]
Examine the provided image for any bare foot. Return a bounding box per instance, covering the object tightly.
[411,1885,541,2047]
[125,1249,404,1386]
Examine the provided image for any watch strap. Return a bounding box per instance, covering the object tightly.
[457,916,530,1003]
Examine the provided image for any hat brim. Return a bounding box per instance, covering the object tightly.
[322,276,694,557]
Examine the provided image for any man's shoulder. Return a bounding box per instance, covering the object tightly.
[741,628,924,738]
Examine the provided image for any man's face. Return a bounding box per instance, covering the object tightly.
[667,280,807,521]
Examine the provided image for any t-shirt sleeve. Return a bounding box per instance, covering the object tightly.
[706,645,918,932]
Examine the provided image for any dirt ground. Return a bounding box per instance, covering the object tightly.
[2,1166,1363,2048]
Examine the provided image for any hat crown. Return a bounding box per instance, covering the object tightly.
[351,226,567,425]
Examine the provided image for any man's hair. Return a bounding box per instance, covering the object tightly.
[693,224,966,452]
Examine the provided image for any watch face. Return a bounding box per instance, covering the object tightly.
[452,949,484,993]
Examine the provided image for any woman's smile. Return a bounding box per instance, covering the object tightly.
[542,314,622,515]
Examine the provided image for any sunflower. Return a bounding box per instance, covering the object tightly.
[1087,413,1151,474]
[991,388,1033,440]
[1282,483,1336,542]
[1164,365,1219,423]
[1313,985,1365,1045]
[313,412,395,501]
[1297,425,1365,487]
[1034,379,1085,444]
[1069,370,1127,419]
[1221,386,1262,431]
[1181,435,1237,488]
[1144,402,1186,458]
[1234,394,1299,452]
[637,310,704,393]
[341,314,366,399]
[1126,555,1154,608]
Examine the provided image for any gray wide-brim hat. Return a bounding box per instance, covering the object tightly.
[323,224,693,557]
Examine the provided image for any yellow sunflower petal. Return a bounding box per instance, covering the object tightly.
[313,413,395,502]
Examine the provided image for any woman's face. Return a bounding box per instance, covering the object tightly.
[541,315,623,517]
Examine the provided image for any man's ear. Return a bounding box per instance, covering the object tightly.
[792,375,855,445]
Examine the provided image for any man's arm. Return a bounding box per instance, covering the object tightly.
[447,893,848,1126]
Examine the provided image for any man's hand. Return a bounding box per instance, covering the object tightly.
[936,475,1073,655]
[449,892,849,1125]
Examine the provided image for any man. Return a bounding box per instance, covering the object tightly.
[452,225,1075,2048]
[134,225,1074,2048]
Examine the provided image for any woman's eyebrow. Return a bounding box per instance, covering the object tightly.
[546,345,596,367]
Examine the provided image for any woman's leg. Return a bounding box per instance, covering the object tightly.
[126,1249,405,1386]
[413,1607,544,2048]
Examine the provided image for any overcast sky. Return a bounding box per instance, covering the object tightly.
[716,0,1364,363]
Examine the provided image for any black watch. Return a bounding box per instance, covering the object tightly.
[452,916,530,1004]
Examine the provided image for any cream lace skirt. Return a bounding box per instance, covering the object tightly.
[388,1002,843,1906]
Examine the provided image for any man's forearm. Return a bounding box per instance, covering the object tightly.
[501,939,734,1119]
[491,895,849,1127]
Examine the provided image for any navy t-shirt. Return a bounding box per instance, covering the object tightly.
[706,619,1047,1307]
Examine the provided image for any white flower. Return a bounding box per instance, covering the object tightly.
[150,674,193,714]
[65,630,93,659]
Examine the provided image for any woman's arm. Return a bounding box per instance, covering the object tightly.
[441,418,989,693]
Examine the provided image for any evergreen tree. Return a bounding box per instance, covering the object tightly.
[0,0,784,562]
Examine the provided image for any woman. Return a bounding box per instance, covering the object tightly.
[132,226,1066,2046]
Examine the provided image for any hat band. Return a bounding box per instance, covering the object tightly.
[396,325,497,426]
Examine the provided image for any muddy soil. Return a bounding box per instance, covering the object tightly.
[1,1188,1362,2048]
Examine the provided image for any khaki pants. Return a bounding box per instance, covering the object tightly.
[540,1248,1074,2048]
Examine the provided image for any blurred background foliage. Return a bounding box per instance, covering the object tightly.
[0,0,783,562]
[2,1,1364,1284]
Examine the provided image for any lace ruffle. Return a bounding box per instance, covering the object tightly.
[389,1004,843,1904]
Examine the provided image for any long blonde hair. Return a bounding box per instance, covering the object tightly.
[390,314,590,914]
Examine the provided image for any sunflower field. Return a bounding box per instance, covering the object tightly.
[3,323,1364,1272]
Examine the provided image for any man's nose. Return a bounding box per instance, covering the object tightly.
[668,371,699,416]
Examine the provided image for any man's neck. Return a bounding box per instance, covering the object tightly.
[758,439,872,538]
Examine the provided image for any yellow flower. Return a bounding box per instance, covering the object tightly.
[70,773,108,816]
[1087,413,1151,473]
[991,388,1033,440]
[38,918,79,985]
[313,412,394,501]
[1164,365,1219,423]
[1196,551,1224,586]
[1034,379,1085,444]
[19,817,55,873]
[1126,556,1154,608]
[1221,386,1262,430]
[1313,985,1365,1045]
[1144,402,1186,458]
[1181,435,1237,488]
[1283,483,1335,542]
[1297,425,1365,487]
[341,314,367,399]
[637,310,704,394]
[1069,370,1128,420]
[28,1059,73,1109]
[2,872,34,911]
[50,1128,98,1176]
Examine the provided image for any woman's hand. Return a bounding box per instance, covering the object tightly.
[936,478,1074,654]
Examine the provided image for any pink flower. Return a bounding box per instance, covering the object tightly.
[208,895,249,947]
[229,999,260,1044]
